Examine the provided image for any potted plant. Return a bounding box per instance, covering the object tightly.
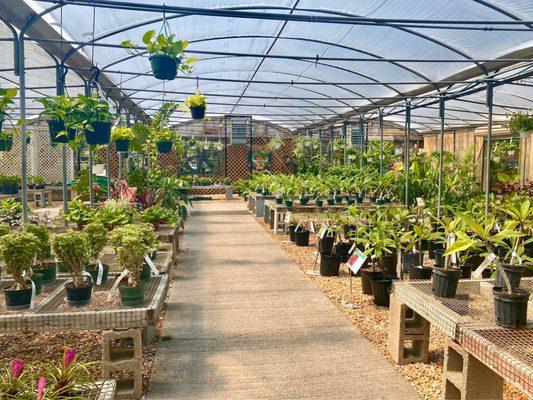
[1,175,20,195]
[51,231,92,306]
[121,30,197,80]
[24,224,57,284]
[109,224,156,306]
[0,232,40,309]
[0,88,17,136]
[76,94,115,145]
[508,111,533,134]
[184,93,207,120]
[94,199,136,230]
[152,129,175,153]
[292,216,310,247]
[83,222,109,285]
[28,175,45,190]
[140,205,177,231]
[36,95,78,143]
[111,126,134,152]
[61,199,95,230]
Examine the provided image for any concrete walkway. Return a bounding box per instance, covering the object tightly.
[147,201,419,400]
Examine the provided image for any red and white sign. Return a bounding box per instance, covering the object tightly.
[346,248,368,275]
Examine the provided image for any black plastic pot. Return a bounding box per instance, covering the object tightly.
[315,199,324,207]
[190,106,206,120]
[460,263,473,279]
[334,197,343,204]
[31,273,43,295]
[275,197,283,204]
[288,225,296,242]
[402,252,421,273]
[140,263,151,282]
[432,267,461,298]
[370,275,397,307]
[114,139,130,152]
[34,262,57,283]
[65,282,93,306]
[48,120,76,143]
[119,283,145,307]
[434,248,445,267]
[0,137,13,152]
[428,241,444,259]
[284,200,293,207]
[85,263,110,285]
[84,121,111,145]
[262,189,270,195]
[157,140,173,153]
[493,287,530,328]
[294,230,310,247]
[343,224,356,237]
[4,287,32,310]
[2,183,19,195]
[327,198,335,206]
[320,253,340,276]
[466,254,484,269]
[380,253,397,275]
[347,199,355,205]
[495,264,523,289]
[420,239,429,251]
[299,197,309,205]
[408,265,433,280]
[319,235,335,254]
[149,54,178,80]
[356,197,364,204]
[361,269,382,295]
[334,242,352,263]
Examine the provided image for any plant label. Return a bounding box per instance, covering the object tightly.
[82,270,93,283]
[346,248,367,275]
[97,260,104,285]
[144,254,159,275]
[29,279,36,310]
[309,220,315,233]
[284,211,292,224]
[295,221,301,231]
[448,233,457,264]
[349,243,357,254]
[318,223,327,239]
[472,253,496,278]
[107,269,129,302]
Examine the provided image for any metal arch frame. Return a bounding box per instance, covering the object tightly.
[472,0,532,29]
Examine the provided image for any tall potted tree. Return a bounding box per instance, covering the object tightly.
[51,231,92,306]
[0,232,40,309]
[24,224,57,284]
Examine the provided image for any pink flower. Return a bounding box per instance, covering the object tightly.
[11,359,24,378]
[37,376,46,399]
[64,348,76,368]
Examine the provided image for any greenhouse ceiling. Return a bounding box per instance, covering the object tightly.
[0,0,532,131]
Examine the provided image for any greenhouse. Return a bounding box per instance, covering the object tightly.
[0,0,532,399]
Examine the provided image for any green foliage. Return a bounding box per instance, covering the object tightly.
[23,223,50,265]
[1,175,21,185]
[75,94,115,131]
[51,231,88,287]
[508,112,533,133]
[71,169,107,202]
[152,128,175,142]
[28,175,45,186]
[61,199,95,226]
[184,93,207,108]
[82,222,108,263]
[111,126,135,141]
[0,232,40,289]
[93,199,136,230]
[36,95,81,138]
[0,88,17,116]
[140,205,178,225]
[0,198,23,226]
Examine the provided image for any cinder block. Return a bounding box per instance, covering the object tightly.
[443,338,503,400]
[102,328,143,399]
[389,293,430,364]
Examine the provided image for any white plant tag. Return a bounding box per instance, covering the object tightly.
[349,243,357,254]
[472,253,496,278]
[82,270,93,283]
[511,251,523,265]
[284,211,292,224]
[449,233,457,264]
[144,254,159,275]
[346,248,367,275]
[97,260,104,285]
[29,279,36,309]
[318,223,327,239]
[295,221,301,231]
[107,269,129,302]
[309,221,315,233]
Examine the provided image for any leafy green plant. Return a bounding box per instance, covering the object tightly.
[0,232,40,289]
[24,224,51,266]
[51,231,88,287]
[508,112,533,133]
[36,95,80,136]
[82,222,108,264]
[61,199,95,227]
[0,88,17,118]
[140,205,177,225]
[1,175,21,186]
[0,198,23,226]
[152,128,175,142]
[111,126,135,141]
[184,93,206,108]
[75,94,115,131]
[28,175,45,186]
[94,199,136,230]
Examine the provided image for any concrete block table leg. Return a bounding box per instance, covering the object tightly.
[143,325,157,345]
[443,338,503,400]
[269,208,274,229]
[263,203,270,224]
[273,210,279,233]
[388,293,430,365]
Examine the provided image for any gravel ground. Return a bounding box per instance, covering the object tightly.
[255,218,528,400]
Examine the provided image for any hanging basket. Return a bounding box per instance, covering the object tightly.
[157,140,173,153]
[114,139,130,152]
[149,55,178,80]
[190,106,206,120]
[48,120,76,143]
[84,121,111,145]
[0,137,13,152]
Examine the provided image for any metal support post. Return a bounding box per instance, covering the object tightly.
[17,36,29,223]
[56,63,69,224]
[342,120,348,165]
[485,81,494,217]
[358,118,364,170]
[329,126,334,165]
[84,82,94,206]
[379,110,384,176]
[249,119,253,175]
[405,102,411,207]
[224,116,228,177]
[437,96,446,219]
[319,129,323,172]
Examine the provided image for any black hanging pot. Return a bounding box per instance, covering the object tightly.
[294,229,310,247]
[493,287,530,328]
[262,188,270,195]
[65,282,93,306]
[334,197,343,204]
[288,225,296,242]
[402,252,421,273]
[114,139,130,152]
[48,120,76,143]
[356,197,364,204]
[380,253,397,275]
[495,264,523,288]
[370,274,397,307]
[149,54,178,80]
[320,253,340,276]
[361,269,382,295]
[84,121,111,145]
[432,266,461,298]
[319,235,335,254]
[347,199,355,205]
[408,264,433,280]
[4,286,32,310]
[334,242,352,263]
[0,137,13,152]
[190,106,206,120]
[420,239,429,251]
[327,198,335,206]
[157,140,173,153]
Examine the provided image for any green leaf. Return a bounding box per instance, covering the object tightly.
[443,238,474,256]
[142,30,156,45]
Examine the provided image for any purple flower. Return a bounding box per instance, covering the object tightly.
[64,348,76,369]
[11,359,24,378]
[37,376,46,399]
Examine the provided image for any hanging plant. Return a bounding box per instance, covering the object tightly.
[267,136,283,151]
[0,88,17,151]
[76,94,115,145]
[36,95,78,144]
[184,93,207,120]
[152,129,175,153]
[121,30,197,80]
[508,112,533,134]
[111,126,134,152]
